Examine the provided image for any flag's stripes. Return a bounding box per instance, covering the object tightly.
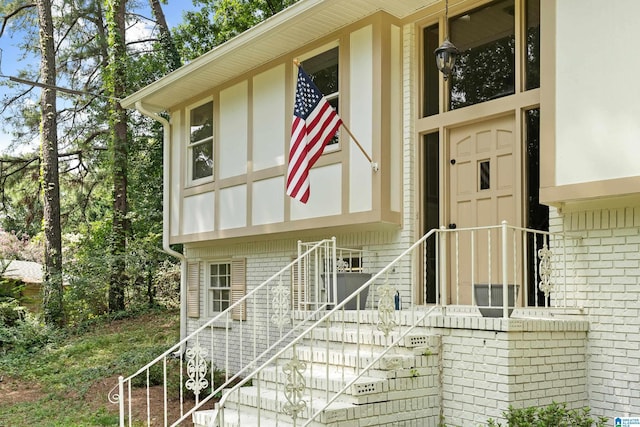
[286,67,342,203]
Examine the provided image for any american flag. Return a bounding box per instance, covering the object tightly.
[286,66,342,203]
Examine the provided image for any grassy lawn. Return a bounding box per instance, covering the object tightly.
[0,308,180,426]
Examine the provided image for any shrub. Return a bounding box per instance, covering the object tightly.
[0,310,59,354]
[0,297,26,327]
[487,402,608,427]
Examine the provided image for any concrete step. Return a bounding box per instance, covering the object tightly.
[302,325,437,350]
[226,384,438,421]
[254,361,439,405]
[195,382,440,427]
[258,364,386,400]
[281,344,437,378]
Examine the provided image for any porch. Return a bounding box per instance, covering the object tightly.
[183,309,588,427]
[110,223,589,426]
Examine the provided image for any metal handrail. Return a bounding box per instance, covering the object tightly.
[110,238,337,427]
[215,223,582,425]
[112,222,582,426]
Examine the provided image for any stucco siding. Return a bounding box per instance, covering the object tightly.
[289,163,342,220]
[349,25,374,213]
[555,0,640,186]
[219,185,247,230]
[253,176,285,225]
[252,65,286,171]
[182,192,215,235]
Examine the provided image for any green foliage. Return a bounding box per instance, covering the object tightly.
[486,402,608,427]
[174,0,300,61]
[0,307,60,355]
[0,309,179,425]
[0,297,25,327]
[0,0,183,323]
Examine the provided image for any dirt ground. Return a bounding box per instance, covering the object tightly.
[0,373,219,426]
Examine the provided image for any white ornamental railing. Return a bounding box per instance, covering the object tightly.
[110,222,581,426]
[437,221,582,316]
[214,222,581,426]
[109,238,344,427]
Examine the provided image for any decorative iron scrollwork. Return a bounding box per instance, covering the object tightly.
[282,346,307,420]
[271,277,291,329]
[377,276,398,337]
[538,243,554,298]
[185,344,209,396]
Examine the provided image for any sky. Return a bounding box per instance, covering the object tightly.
[0,0,196,154]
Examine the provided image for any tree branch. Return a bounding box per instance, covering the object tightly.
[0,3,36,38]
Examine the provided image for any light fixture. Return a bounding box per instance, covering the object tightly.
[434,0,459,80]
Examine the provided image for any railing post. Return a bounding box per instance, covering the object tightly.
[439,226,448,310]
[297,240,302,310]
[332,237,337,307]
[118,375,125,427]
[501,220,509,318]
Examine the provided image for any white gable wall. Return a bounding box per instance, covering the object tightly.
[349,25,374,213]
[253,177,285,225]
[219,81,249,179]
[555,0,640,186]
[253,65,286,171]
[183,192,215,235]
[219,185,247,229]
[290,164,342,220]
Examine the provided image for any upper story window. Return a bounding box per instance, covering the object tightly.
[449,0,516,110]
[188,100,214,184]
[300,46,340,146]
[525,0,540,90]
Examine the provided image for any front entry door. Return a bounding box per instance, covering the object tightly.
[447,114,521,305]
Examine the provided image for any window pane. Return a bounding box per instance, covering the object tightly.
[302,47,339,96]
[423,132,439,304]
[209,263,232,314]
[210,264,219,276]
[449,0,516,110]
[190,102,213,143]
[219,263,229,276]
[479,160,490,190]
[423,25,440,117]
[302,46,340,145]
[192,141,213,180]
[526,0,540,90]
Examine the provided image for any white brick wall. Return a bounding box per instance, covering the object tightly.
[551,205,640,418]
[437,318,588,426]
[183,228,417,373]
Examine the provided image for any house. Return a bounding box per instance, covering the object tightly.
[115,0,640,425]
[1,260,43,312]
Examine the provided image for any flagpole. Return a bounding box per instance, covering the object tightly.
[293,59,379,172]
[340,122,379,172]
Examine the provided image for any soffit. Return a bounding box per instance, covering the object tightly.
[122,0,439,111]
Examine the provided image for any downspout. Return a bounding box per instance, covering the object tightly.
[135,101,187,344]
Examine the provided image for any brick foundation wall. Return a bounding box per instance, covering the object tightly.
[551,205,640,419]
[432,317,588,426]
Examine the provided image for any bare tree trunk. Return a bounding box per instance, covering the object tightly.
[149,0,181,71]
[37,0,64,326]
[106,0,128,312]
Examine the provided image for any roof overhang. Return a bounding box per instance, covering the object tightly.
[121,0,439,111]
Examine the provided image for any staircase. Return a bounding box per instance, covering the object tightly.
[111,224,581,426]
[193,310,441,426]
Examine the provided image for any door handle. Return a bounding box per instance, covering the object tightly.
[448,223,457,229]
